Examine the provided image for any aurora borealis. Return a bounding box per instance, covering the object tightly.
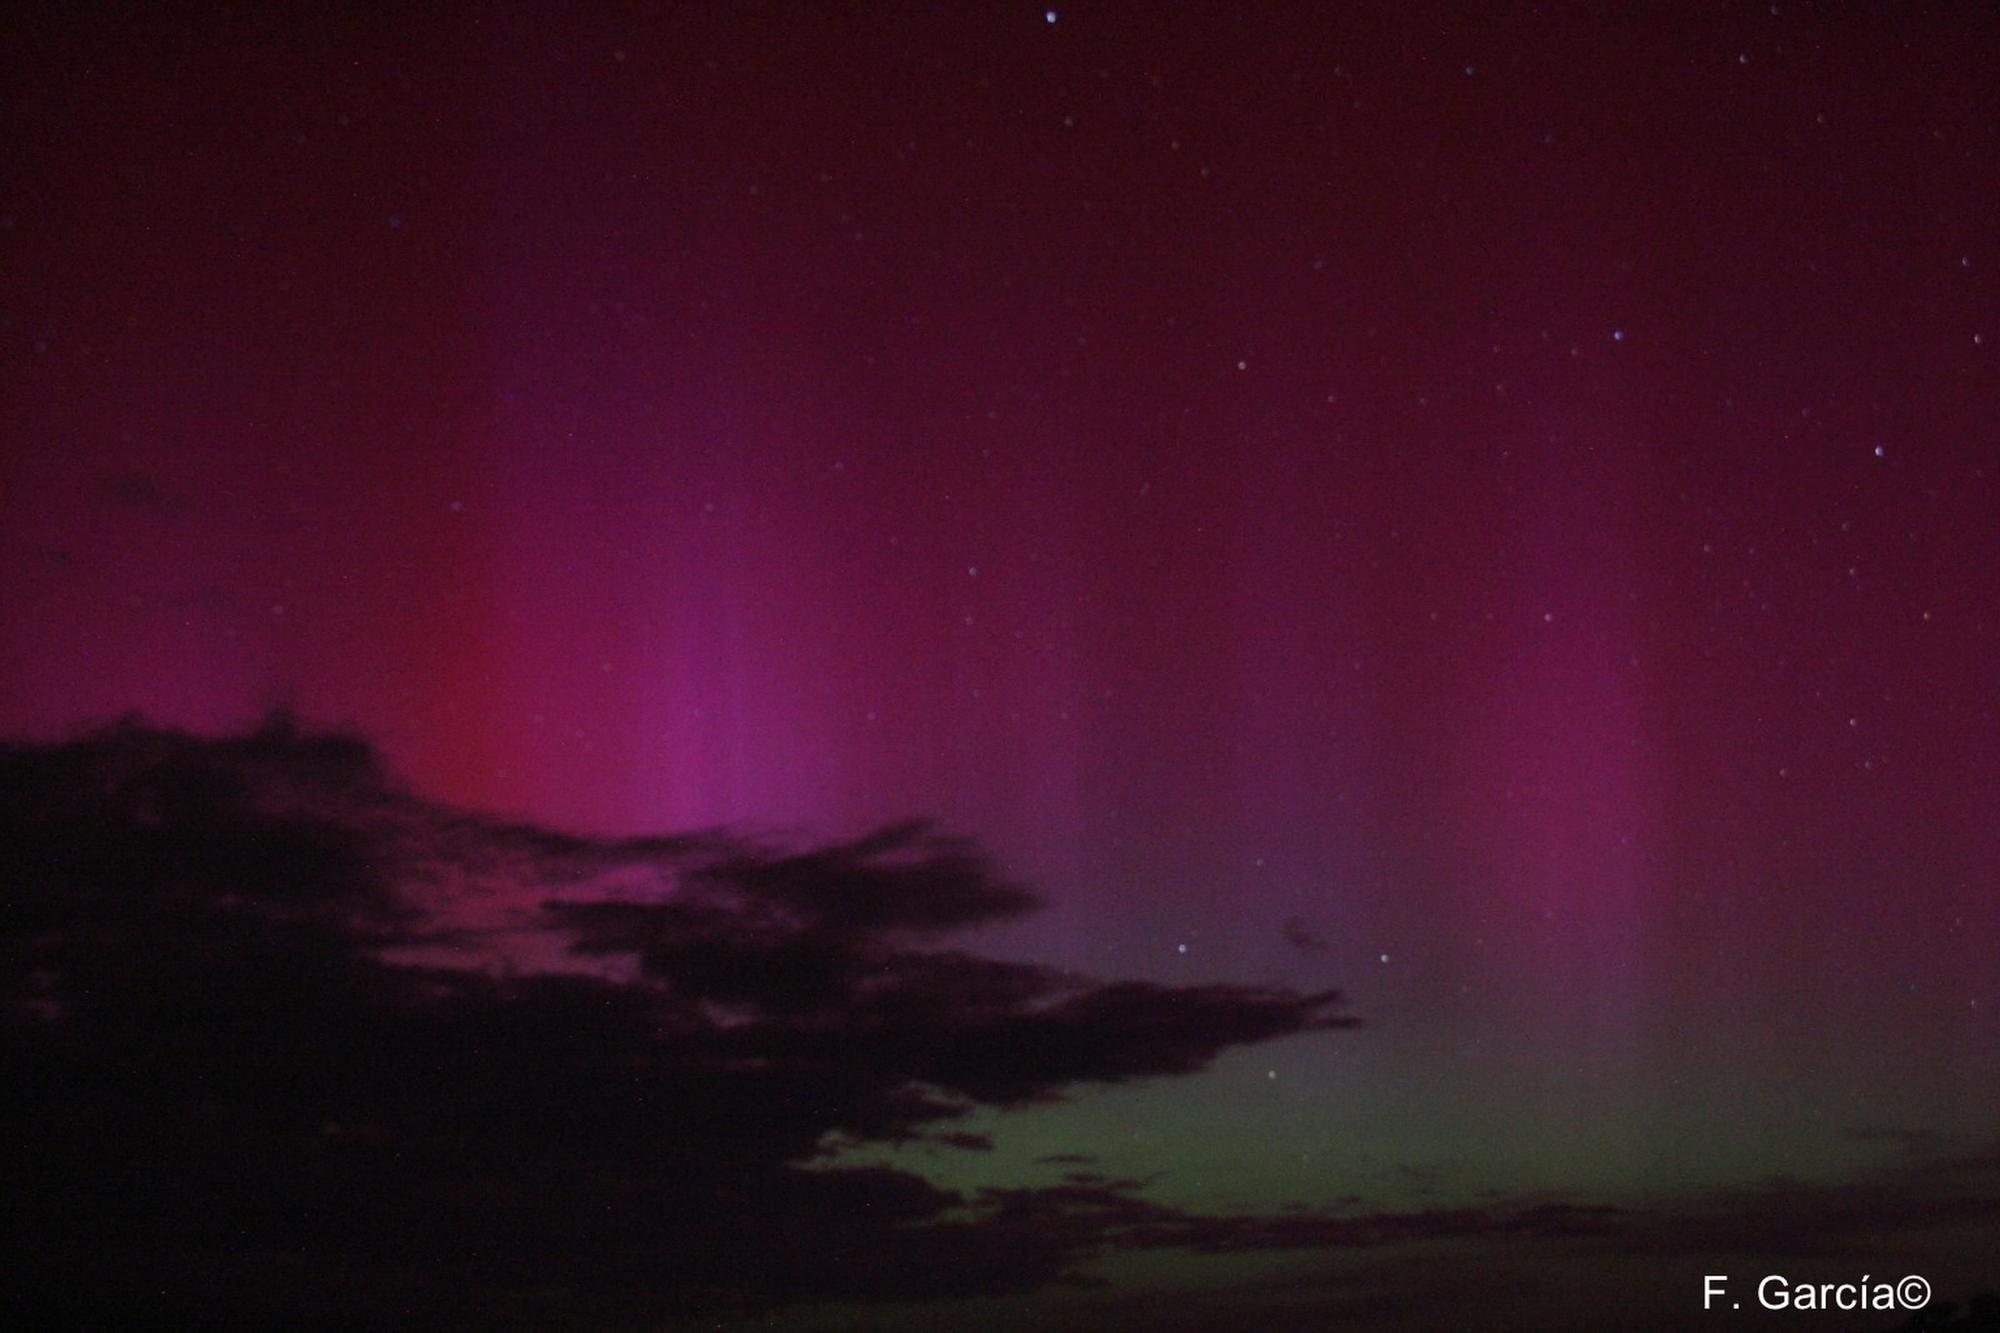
[5,3,2000,1327]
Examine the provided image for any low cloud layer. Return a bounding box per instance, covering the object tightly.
[3,716,1361,1325]
[12,718,1993,1329]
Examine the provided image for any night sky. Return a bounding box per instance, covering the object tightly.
[6,3,2000,1328]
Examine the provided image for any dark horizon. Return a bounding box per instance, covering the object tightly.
[6,715,1997,1329]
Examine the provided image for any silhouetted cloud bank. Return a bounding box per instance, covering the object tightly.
[2,716,1361,1326]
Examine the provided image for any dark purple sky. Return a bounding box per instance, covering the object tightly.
[6,1,1999,1320]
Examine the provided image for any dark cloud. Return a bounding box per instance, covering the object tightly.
[1024,1149,2000,1332]
[1603,1147,2000,1262]
[1,717,1358,1325]
[1281,915,1330,952]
